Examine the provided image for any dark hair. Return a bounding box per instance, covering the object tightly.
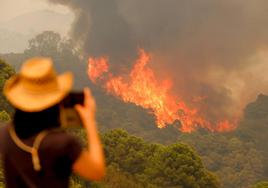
[13,104,61,139]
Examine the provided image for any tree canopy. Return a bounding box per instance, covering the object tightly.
[24,31,61,57]
[0,59,15,114]
[70,129,220,188]
[253,181,268,188]
[100,129,220,188]
[0,111,10,122]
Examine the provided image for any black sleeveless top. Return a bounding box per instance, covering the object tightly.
[0,125,82,188]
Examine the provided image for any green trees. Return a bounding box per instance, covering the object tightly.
[181,132,265,188]
[70,129,219,188]
[24,31,81,64]
[24,31,61,57]
[236,94,268,175]
[0,59,15,114]
[101,129,220,188]
[100,165,143,188]
[253,181,268,188]
[0,111,10,122]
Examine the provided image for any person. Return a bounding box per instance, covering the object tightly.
[0,58,105,188]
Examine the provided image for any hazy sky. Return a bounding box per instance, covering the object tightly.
[0,0,69,22]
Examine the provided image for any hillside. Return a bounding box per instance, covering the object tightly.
[1,31,268,187]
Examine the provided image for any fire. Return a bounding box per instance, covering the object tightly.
[88,57,109,83]
[88,49,237,132]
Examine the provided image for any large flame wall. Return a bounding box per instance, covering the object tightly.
[88,49,238,132]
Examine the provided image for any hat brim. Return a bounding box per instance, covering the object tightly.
[4,72,73,112]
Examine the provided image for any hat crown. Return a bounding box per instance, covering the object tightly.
[20,58,58,93]
[21,58,56,80]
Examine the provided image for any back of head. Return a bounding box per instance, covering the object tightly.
[13,104,61,139]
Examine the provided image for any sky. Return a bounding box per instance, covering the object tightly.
[0,0,69,22]
[0,0,73,53]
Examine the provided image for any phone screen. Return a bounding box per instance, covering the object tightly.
[60,92,84,128]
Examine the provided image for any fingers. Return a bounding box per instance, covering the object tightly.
[75,88,96,124]
[84,88,91,106]
[75,104,83,114]
[84,87,96,109]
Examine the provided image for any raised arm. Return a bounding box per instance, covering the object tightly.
[72,88,105,180]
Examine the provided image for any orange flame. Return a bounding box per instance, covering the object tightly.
[88,49,238,132]
[88,57,109,83]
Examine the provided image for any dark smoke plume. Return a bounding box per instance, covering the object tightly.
[46,0,268,124]
[46,0,136,63]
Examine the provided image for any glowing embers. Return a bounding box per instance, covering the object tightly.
[88,49,237,132]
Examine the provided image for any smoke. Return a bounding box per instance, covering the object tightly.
[46,0,268,124]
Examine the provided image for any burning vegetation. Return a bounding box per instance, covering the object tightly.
[88,49,238,132]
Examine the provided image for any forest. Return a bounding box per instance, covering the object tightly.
[1,31,268,188]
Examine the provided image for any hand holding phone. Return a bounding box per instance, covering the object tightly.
[60,91,85,128]
[75,88,96,125]
[60,88,96,128]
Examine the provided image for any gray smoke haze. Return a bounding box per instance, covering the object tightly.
[46,0,268,124]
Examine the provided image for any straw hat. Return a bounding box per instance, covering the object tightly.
[4,58,73,112]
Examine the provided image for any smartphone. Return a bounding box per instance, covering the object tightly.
[60,92,84,128]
